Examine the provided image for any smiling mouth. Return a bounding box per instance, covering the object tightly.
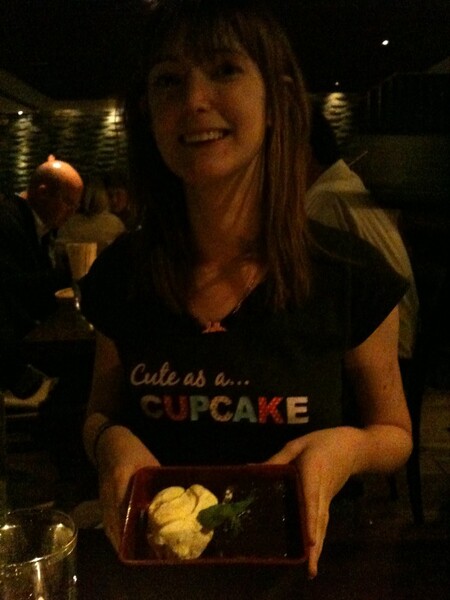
[180,130,230,145]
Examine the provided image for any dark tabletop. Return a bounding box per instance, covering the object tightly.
[76,529,449,600]
[23,298,95,384]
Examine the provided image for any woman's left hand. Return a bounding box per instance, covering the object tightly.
[265,308,413,579]
[265,426,364,579]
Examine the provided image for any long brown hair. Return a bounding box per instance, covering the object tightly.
[124,0,312,311]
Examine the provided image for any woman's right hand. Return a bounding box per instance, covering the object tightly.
[82,334,160,551]
[96,426,160,552]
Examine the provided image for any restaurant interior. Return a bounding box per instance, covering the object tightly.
[1,1,449,598]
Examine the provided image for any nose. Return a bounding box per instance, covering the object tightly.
[183,70,213,112]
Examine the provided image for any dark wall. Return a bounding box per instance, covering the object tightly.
[0,106,127,194]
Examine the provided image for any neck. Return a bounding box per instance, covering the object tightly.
[189,254,263,330]
[185,164,262,264]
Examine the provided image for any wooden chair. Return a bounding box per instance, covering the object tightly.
[391,357,426,523]
[2,378,58,453]
[389,220,449,523]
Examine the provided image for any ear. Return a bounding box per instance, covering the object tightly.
[281,75,294,85]
[281,75,295,103]
[266,75,295,127]
[36,183,49,199]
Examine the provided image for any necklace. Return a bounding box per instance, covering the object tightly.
[194,270,258,334]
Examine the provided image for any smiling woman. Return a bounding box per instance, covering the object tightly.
[146,46,267,188]
[79,0,412,580]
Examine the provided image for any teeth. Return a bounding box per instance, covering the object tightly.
[182,130,226,144]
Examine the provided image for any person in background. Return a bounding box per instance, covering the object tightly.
[57,175,126,254]
[102,170,133,229]
[80,0,412,578]
[305,106,419,363]
[0,155,83,401]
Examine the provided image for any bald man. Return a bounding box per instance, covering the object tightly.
[0,156,83,399]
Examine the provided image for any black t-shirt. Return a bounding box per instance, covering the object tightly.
[80,221,408,465]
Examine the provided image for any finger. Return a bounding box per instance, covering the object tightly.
[307,512,328,579]
[307,475,330,579]
[265,439,305,465]
[308,548,319,579]
[109,507,127,550]
[308,519,327,579]
[299,457,322,550]
[100,490,126,553]
[103,516,118,551]
[298,479,314,573]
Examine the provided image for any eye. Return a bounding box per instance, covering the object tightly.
[212,60,243,79]
[149,71,183,90]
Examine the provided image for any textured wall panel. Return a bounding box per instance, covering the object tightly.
[0,107,128,193]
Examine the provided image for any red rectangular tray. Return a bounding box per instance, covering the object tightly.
[119,464,305,565]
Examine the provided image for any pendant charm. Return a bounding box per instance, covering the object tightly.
[202,320,227,334]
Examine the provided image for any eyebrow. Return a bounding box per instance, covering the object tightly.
[149,47,246,69]
[148,55,181,68]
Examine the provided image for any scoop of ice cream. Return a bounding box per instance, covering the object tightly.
[147,484,218,560]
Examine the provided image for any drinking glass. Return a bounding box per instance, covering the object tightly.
[65,242,97,282]
[65,242,97,312]
[0,508,77,599]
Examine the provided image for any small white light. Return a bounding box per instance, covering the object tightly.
[382,39,389,46]
[335,81,340,87]
[18,110,23,115]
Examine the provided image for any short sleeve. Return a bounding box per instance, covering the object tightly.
[348,239,409,347]
[309,220,409,349]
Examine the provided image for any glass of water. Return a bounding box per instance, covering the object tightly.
[0,508,77,599]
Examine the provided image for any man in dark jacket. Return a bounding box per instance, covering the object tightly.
[0,155,83,399]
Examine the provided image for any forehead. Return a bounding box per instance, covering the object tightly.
[147,20,249,67]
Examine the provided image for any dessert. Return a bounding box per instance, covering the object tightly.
[120,466,304,564]
[147,484,218,559]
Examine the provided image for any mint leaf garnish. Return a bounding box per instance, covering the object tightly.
[197,495,254,532]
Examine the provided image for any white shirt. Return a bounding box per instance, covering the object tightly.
[306,159,419,359]
[57,211,126,253]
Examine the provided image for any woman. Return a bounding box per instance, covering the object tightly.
[57,175,126,253]
[80,0,412,578]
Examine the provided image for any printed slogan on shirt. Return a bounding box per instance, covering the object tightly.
[130,361,310,425]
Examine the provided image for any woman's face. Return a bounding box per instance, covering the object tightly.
[146,42,267,189]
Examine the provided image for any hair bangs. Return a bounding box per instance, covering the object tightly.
[142,0,272,72]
